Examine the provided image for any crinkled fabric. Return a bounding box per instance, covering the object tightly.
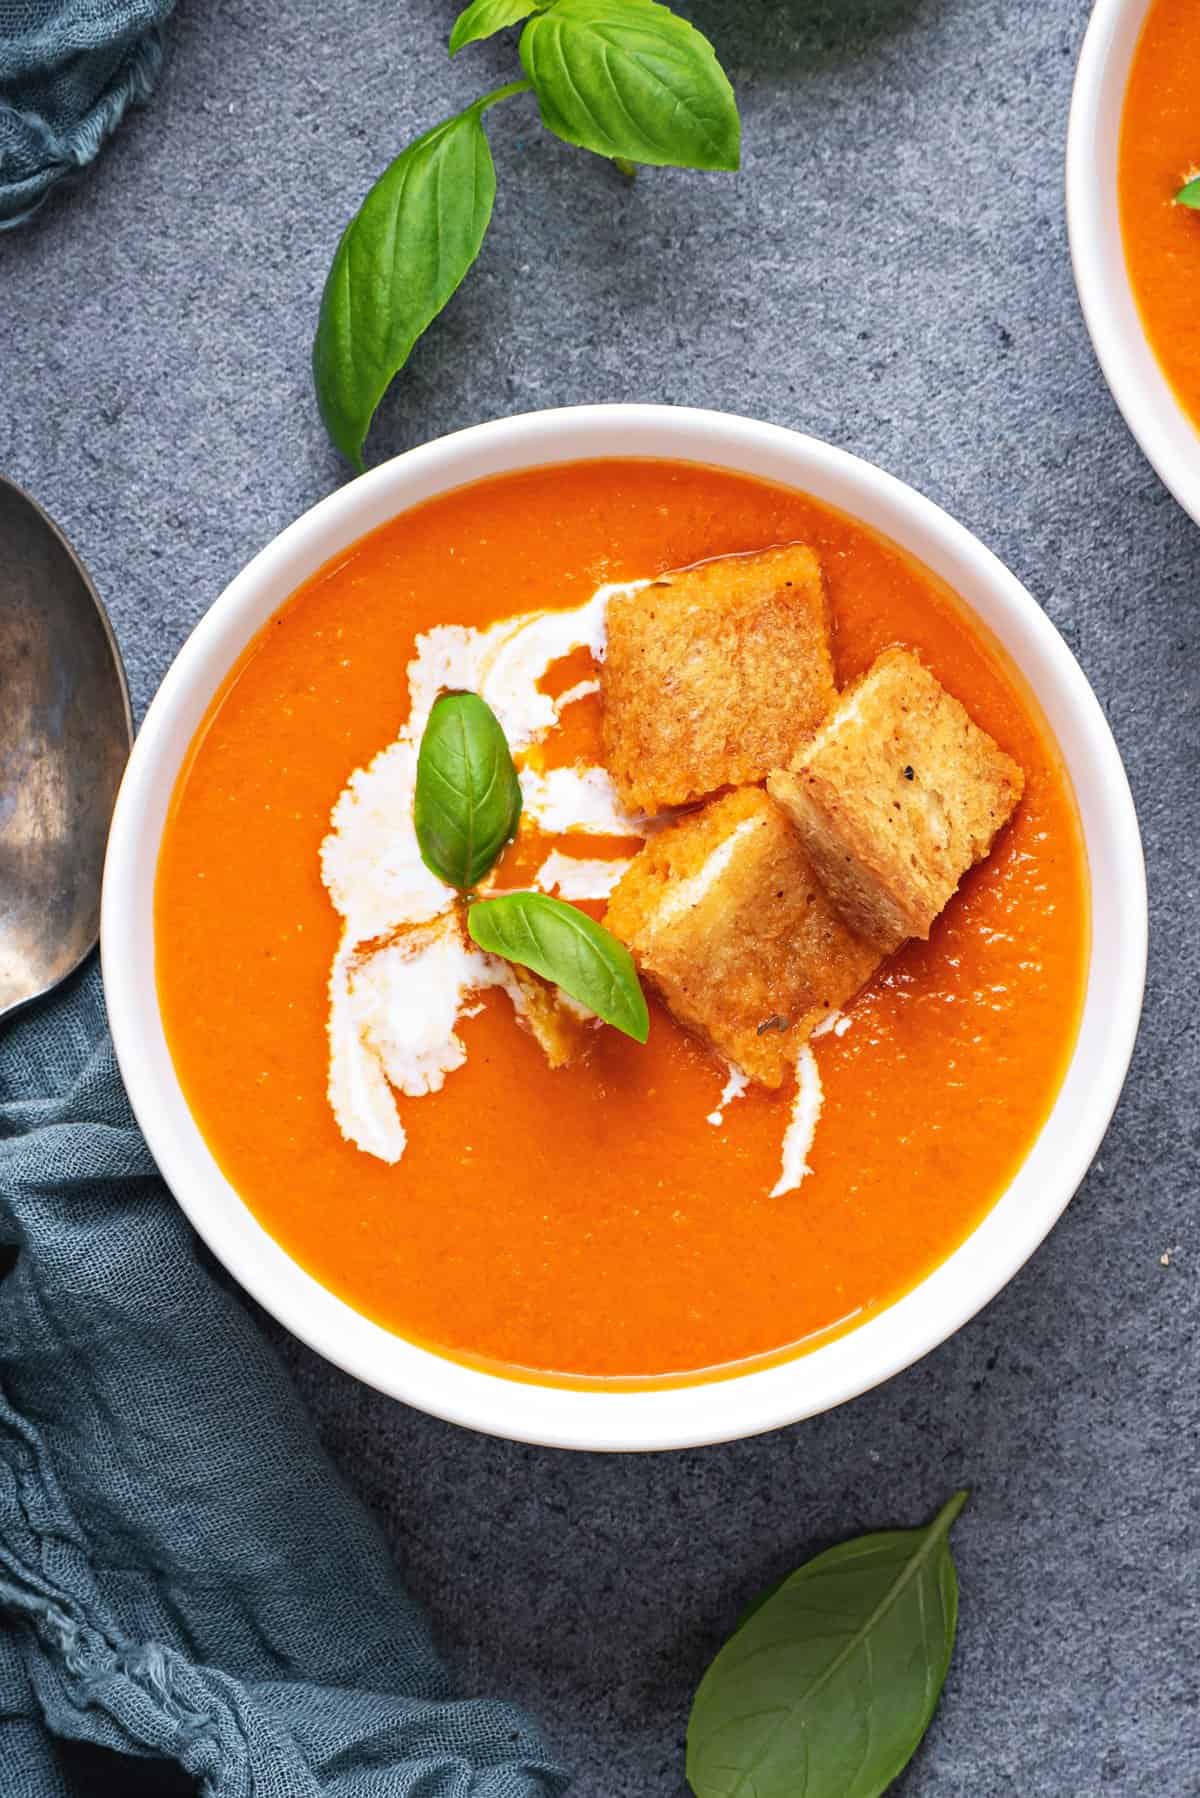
[0,1,174,225]
[0,960,570,1798]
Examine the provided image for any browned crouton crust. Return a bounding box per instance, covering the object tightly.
[605,788,882,1087]
[505,964,591,1069]
[601,545,837,815]
[768,647,1025,948]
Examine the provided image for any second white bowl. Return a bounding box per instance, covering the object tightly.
[1067,0,1200,525]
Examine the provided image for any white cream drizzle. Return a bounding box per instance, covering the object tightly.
[403,584,616,753]
[535,850,633,902]
[705,1049,823,1197]
[770,1047,824,1197]
[320,576,841,1192]
[520,765,644,836]
[328,918,510,1165]
[555,677,601,709]
[322,583,647,1163]
[706,1064,750,1128]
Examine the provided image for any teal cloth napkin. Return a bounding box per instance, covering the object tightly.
[0,0,173,226]
[0,960,569,1797]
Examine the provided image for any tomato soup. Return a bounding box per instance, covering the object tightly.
[1120,0,1200,428]
[156,461,1088,1385]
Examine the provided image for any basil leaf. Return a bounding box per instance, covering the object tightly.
[520,0,740,172]
[686,1491,968,1798]
[468,893,650,1042]
[414,693,522,891]
[313,106,497,470]
[450,0,539,56]
[1177,175,1200,209]
[734,1574,787,1633]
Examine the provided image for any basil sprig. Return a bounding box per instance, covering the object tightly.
[414,692,522,891]
[1177,175,1200,209]
[314,0,739,468]
[469,892,650,1042]
[414,692,648,1038]
[686,1491,968,1798]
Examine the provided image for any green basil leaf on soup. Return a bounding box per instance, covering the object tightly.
[1177,175,1200,209]
[450,0,540,56]
[686,1491,968,1798]
[519,0,740,172]
[313,106,497,470]
[468,892,650,1042]
[414,693,522,891]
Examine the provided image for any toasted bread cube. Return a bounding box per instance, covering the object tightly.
[503,964,591,1069]
[601,545,837,815]
[768,647,1025,949]
[605,788,882,1087]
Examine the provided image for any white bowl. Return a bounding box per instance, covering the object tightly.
[1067,0,1200,524]
[102,405,1147,1451]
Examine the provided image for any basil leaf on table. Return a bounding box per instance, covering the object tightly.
[520,0,740,171]
[733,1573,787,1633]
[1177,175,1200,209]
[313,97,509,470]
[468,892,650,1042]
[686,1491,968,1798]
[450,0,540,56]
[414,693,523,891]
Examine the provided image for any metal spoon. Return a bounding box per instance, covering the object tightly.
[0,476,132,1021]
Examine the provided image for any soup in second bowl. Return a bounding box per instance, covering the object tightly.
[1119,0,1200,431]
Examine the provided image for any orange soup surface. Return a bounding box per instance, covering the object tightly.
[157,461,1088,1386]
[1120,0,1200,427]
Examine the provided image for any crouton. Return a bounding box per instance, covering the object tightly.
[768,647,1025,948]
[503,963,592,1069]
[601,545,837,815]
[605,788,882,1087]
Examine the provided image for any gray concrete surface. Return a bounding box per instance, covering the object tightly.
[3,0,1198,1791]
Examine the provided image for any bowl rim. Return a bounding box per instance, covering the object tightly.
[102,402,1148,1451]
[1066,0,1200,526]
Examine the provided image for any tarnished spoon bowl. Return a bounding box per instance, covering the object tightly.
[0,477,132,1020]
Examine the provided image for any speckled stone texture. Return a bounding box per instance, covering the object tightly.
[3,0,1198,1790]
